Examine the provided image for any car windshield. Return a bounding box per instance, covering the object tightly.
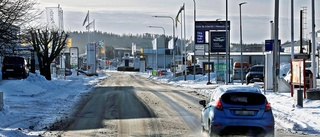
[3,57,24,65]
[306,62,311,68]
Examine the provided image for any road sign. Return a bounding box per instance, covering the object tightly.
[195,44,205,56]
[265,39,281,51]
[210,31,226,52]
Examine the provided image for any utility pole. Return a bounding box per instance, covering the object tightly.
[273,0,279,92]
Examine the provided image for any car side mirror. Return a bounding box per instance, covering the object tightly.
[199,100,206,107]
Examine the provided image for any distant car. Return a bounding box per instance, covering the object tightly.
[146,67,153,70]
[65,69,72,76]
[245,65,264,84]
[2,56,29,79]
[158,69,168,75]
[199,85,275,136]
[57,69,73,76]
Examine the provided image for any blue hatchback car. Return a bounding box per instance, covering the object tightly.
[199,85,274,136]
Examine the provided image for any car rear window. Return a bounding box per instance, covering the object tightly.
[3,57,24,65]
[250,66,264,72]
[221,92,266,105]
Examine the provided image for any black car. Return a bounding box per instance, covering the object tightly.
[245,65,264,84]
[2,56,29,79]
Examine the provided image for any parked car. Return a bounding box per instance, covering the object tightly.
[158,69,168,75]
[2,56,29,79]
[199,85,275,136]
[245,65,264,84]
[57,69,73,76]
[283,69,312,88]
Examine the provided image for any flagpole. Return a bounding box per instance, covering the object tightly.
[93,19,95,31]
[183,3,187,81]
[87,10,90,43]
[175,4,184,77]
[180,8,183,79]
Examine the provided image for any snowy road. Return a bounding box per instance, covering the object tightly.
[44,72,205,136]
[42,72,318,137]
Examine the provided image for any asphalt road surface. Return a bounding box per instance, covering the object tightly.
[44,72,317,137]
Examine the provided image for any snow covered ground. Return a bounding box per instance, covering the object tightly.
[0,64,319,136]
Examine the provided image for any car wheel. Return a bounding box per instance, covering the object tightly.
[208,123,219,137]
[22,73,28,79]
[2,75,7,80]
[264,131,275,137]
[246,78,251,85]
[201,124,207,135]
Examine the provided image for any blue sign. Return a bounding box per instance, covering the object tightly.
[265,39,281,51]
[196,31,205,44]
[195,21,230,44]
[210,31,226,52]
[195,21,230,31]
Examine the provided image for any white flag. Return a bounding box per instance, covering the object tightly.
[185,36,192,47]
[131,42,136,55]
[152,38,157,50]
[46,7,61,30]
[168,38,174,49]
[86,19,95,30]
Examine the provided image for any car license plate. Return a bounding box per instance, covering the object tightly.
[235,110,254,116]
[6,69,14,71]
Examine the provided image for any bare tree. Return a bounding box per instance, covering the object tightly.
[28,28,69,80]
[0,0,41,55]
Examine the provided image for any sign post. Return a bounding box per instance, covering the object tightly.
[194,21,230,83]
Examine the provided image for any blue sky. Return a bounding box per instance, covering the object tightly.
[39,0,319,43]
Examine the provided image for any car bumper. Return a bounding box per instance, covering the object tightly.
[211,117,274,135]
[247,76,264,82]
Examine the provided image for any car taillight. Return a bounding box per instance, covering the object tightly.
[215,99,223,111]
[265,101,271,112]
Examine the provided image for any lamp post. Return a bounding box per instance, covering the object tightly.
[239,2,246,85]
[192,0,196,80]
[225,0,230,84]
[216,18,221,83]
[152,16,175,74]
[148,26,166,71]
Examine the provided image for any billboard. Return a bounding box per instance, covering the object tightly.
[291,59,305,85]
[86,43,97,74]
[210,31,226,52]
[194,21,230,44]
[70,47,79,68]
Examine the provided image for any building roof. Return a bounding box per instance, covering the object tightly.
[281,40,309,47]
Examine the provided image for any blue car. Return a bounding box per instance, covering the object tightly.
[199,85,274,136]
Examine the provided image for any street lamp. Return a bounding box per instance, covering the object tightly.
[152,16,175,75]
[192,0,196,80]
[148,25,166,71]
[225,0,230,84]
[239,2,246,85]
